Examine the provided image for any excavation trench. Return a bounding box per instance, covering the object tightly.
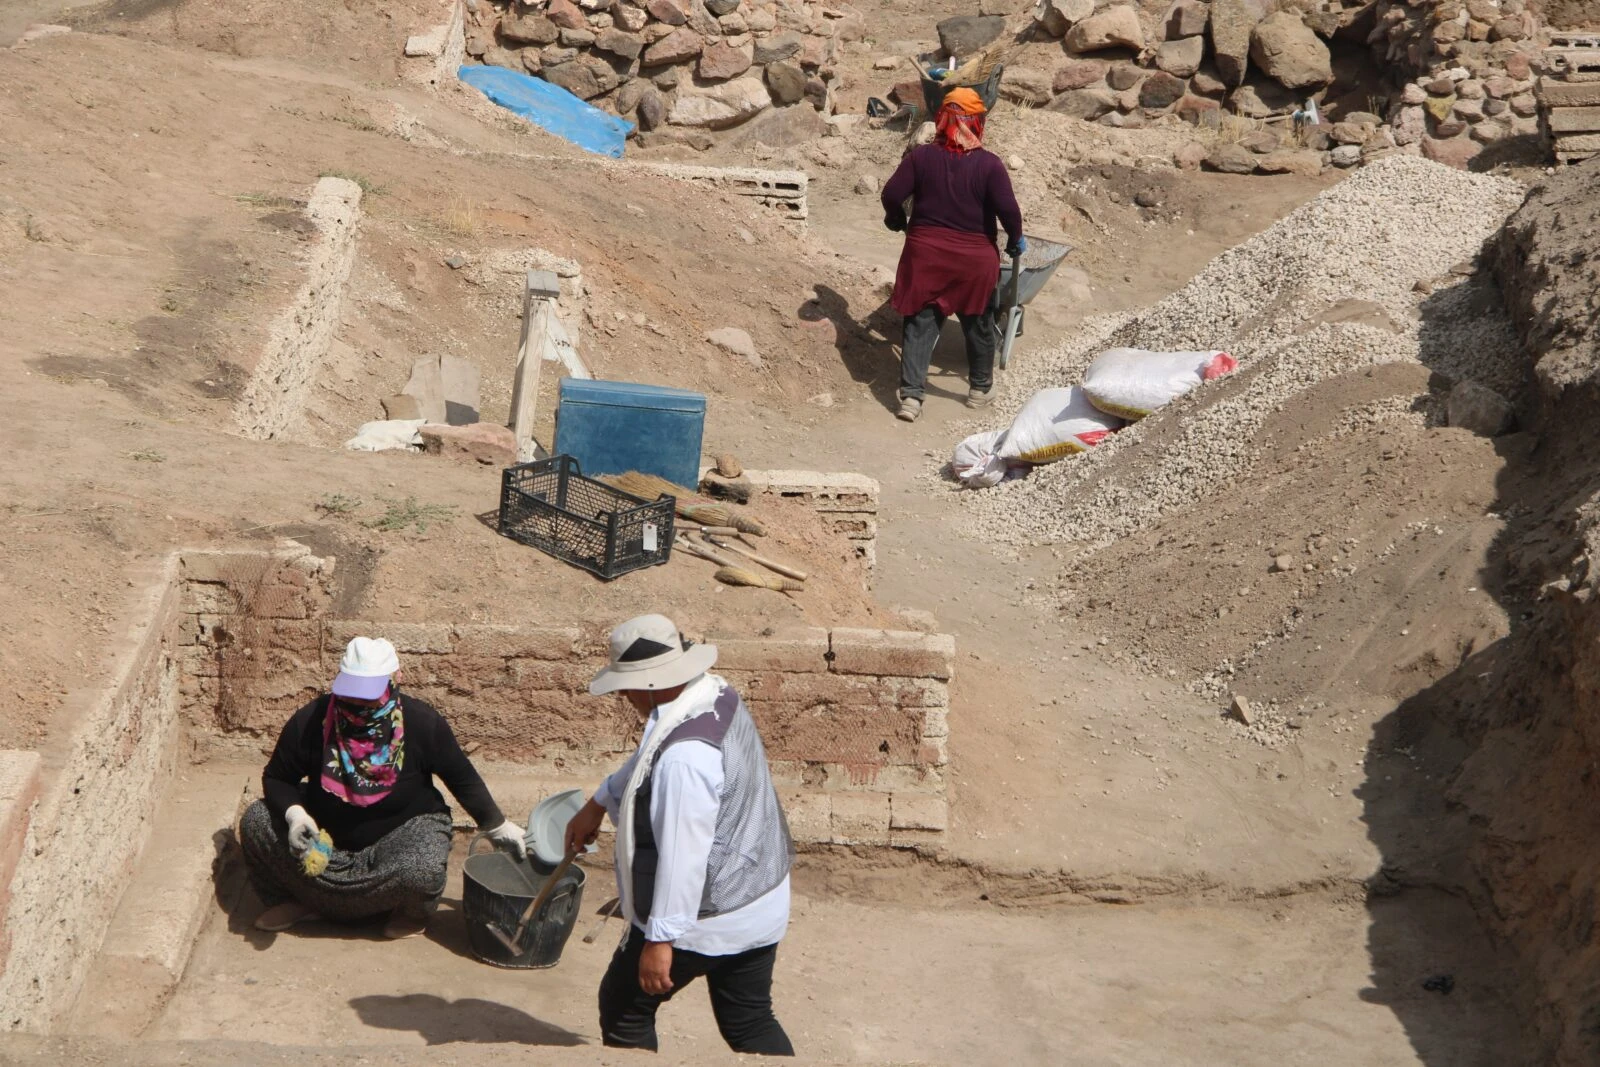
[0,543,1532,1063]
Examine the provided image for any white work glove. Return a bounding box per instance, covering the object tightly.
[484,819,528,861]
[284,805,320,857]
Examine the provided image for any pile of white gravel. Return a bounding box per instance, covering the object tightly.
[957,156,1525,551]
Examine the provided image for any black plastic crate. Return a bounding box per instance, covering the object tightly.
[497,456,674,580]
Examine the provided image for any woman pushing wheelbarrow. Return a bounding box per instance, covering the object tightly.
[880,87,1024,423]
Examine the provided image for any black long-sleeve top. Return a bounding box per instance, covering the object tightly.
[261,694,504,852]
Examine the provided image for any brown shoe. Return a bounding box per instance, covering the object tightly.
[967,386,994,409]
[896,396,922,422]
[254,901,320,932]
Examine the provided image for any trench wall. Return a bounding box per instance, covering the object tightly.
[176,549,950,845]
[0,558,182,1033]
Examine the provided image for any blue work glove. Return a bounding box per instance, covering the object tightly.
[1005,235,1028,259]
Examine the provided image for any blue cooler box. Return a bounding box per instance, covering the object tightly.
[553,379,706,490]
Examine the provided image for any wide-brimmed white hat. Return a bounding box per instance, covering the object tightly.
[588,614,717,696]
[331,636,400,701]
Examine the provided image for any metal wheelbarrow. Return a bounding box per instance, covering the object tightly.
[994,236,1072,370]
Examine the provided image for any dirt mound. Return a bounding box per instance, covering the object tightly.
[956,155,1524,553]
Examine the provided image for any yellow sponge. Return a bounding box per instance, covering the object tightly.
[301,830,333,877]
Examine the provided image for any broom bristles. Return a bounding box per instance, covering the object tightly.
[605,471,698,502]
[714,565,802,592]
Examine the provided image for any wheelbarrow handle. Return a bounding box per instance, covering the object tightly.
[1007,252,1023,310]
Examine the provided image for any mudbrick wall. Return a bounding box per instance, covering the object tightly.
[0,558,183,1033]
[177,548,952,846]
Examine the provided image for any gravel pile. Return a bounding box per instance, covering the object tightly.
[957,156,1525,550]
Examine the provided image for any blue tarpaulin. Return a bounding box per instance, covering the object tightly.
[458,65,633,158]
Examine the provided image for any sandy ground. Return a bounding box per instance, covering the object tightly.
[100,835,1521,1067]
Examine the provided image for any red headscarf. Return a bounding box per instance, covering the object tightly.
[935,87,987,154]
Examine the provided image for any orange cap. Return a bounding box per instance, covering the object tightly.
[941,87,987,115]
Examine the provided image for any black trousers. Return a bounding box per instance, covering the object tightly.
[898,304,997,400]
[598,933,794,1056]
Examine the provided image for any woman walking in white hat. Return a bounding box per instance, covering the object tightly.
[239,636,527,939]
[564,614,796,1056]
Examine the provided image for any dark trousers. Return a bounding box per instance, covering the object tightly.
[898,304,997,400]
[598,933,794,1056]
[238,799,450,922]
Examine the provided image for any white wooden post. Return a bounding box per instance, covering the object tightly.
[509,269,562,462]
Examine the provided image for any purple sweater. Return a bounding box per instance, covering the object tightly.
[881,145,1024,248]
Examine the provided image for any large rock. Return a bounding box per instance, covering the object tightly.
[1054,58,1107,91]
[546,0,589,31]
[705,0,739,14]
[1156,35,1205,77]
[729,100,826,146]
[1139,71,1187,108]
[670,76,771,128]
[643,26,703,65]
[1166,0,1208,37]
[1203,143,1258,173]
[1001,68,1054,106]
[1250,12,1332,89]
[501,14,559,44]
[1447,380,1513,436]
[612,1,649,31]
[754,30,802,64]
[1037,0,1094,37]
[937,15,1006,57]
[647,0,687,25]
[420,423,517,467]
[699,39,753,79]
[595,28,644,59]
[1175,93,1221,123]
[1064,6,1143,52]
[1210,0,1268,86]
[616,78,650,114]
[1046,87,1117,119]
[1256,149,1323,175]
[637,87,666,129]
[1421,134,1482,168]
[543,60,604,99]
[1107,62,1142,90]
[765,60,807,105]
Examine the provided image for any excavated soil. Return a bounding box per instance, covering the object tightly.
[4,0,1592,1063]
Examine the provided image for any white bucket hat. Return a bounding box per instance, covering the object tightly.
[588,614,717,696]
[330,636,400,701]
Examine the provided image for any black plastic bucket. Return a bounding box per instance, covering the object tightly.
[462,839,586,969]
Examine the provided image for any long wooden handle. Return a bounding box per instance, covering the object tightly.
[512,850,578,934]
[708,536,809,582]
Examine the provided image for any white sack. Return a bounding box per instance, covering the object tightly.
[952,429,1010,488]
[998,387,1123,464]
[345,418,426,452]
[1081,348,1238,420]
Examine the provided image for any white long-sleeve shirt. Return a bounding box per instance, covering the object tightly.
[594,703,790,956]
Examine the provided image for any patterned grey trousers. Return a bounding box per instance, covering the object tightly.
[238,800,452,922]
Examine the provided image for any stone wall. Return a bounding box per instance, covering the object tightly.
[175,549,951,844]
[464,0,858,144]
[723,468,880,568]
[985,0,1548,171]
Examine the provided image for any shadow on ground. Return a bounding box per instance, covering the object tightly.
[348,993,585,1046]
[803,285,983,413]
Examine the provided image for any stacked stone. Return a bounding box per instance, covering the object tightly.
[1025,0,1546,170]
[466,0,856,135]
[1034,0,1335,135]
[1393,61,1541,168]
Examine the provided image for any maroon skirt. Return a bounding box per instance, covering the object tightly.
[891,225,1000,318]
